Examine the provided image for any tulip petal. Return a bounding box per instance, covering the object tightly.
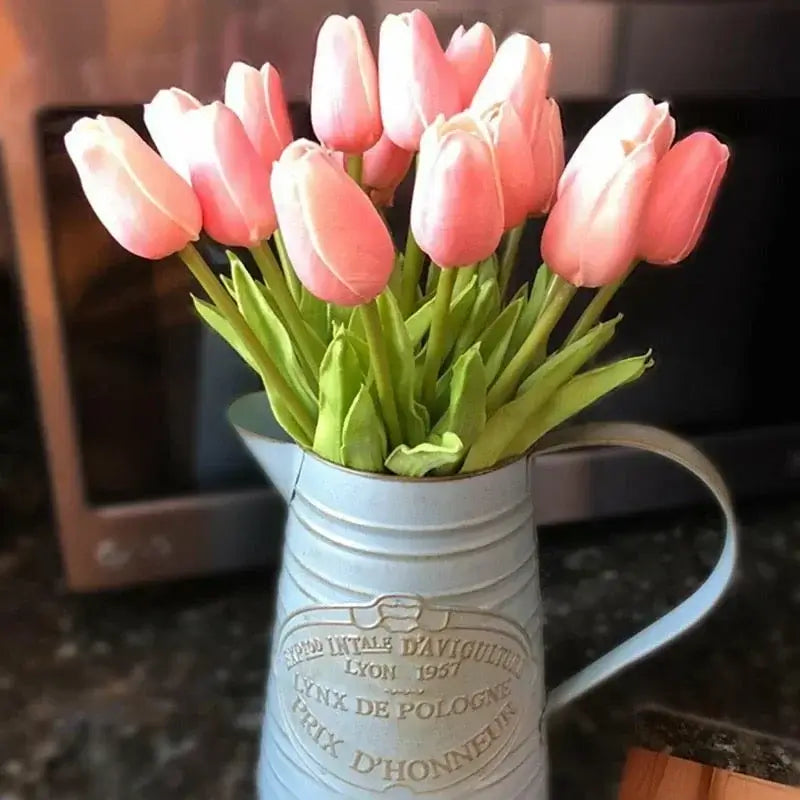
[638,131,730,264]
[311,15,381,153]
[296,151,394,301]
[65,116,202,259]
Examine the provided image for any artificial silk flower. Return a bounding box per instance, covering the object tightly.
[480,102,537,230]
[183,102,277,247]
[271,139,395,305]
[638,131,730,265]
[143,87,202,182]
[410,112,504,268]
[471,33,551,142]
[542,139,657,287]
[311,15,382,154]
[529,98,565,216]
[362,130,414,206]
[64,115,202,259]
[224,61,293,169]
[558,92,674,198]
[445,22,496,108]
[379,9,461,151]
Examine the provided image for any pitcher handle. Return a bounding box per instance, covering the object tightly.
[530,422,738,718]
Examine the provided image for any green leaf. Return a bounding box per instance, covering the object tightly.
[192,296,258,373]
[340,384,387,472]
[348,305,367,339]
[425,262,440,295]
[479,297,524,385]
[449,277,501,363]
[231,260,317,419]
[501,352,654,461]
[406,295,435,348]
[432,346,487,475]
[220,273,237,299]
[377,290,428,446]
[477,253,499,284]
[453,264,478,296]
[314,330,365,464]
[462,315,624,472]
[300,289,330,344]
[389,252,404,300]
[385,432,465,477]
[528,263,552,321]
[518,313,622,396]
[328,303,354,330]
[505,264,550,370]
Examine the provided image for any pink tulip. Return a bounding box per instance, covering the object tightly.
[542,139,657,287]
[144,87,202,182]
[480,102,537,230]
[271,139,395,305]
[411,113,504,268]
[445,22,496,108]
[311,15,382,153]
[529,98,565,216]
[363,130,413,201]
[64,116,202,260]
[183,102,276,247]
[638,131,730,265]
[379,9,461,151]
[224,61,294,169]
[558,93,675,198]
[471,33,551,142]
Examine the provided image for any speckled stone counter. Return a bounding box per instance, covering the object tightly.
[2,500,800,799]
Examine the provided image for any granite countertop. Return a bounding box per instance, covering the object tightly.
[2,499,800,799]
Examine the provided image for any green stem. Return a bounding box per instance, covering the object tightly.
[250,242,322,390]
[180,243,315,442]
[360,300,404,449]
[422,267,457,410]
[487,277,577,413]
[499,221,526,298]
[563,268,635,349]
[401,227,426,317]
[346,154,363,185]
[273,230,302,305]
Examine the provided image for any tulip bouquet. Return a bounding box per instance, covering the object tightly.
[65,10,729,478]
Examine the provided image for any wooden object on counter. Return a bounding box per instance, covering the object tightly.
[620,747,800,799]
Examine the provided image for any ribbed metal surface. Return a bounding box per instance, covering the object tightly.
[247,447,548,799]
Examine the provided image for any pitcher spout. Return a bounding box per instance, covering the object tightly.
[228,393,304,503]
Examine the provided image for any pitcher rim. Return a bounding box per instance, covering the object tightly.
[228,391,532,485]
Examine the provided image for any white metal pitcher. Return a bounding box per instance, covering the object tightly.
[229,392,738,800]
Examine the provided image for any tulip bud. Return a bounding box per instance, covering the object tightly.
[558,93,675,198]
[64,116,202,260]
[379,9,461,151]
[271,139,395,305]
[480,102,537,230]
[224,61,293,169]
[471,33,551,142]
[362,130,414,205]
[184,102,276,247]
[529,98,565,216]
[144,87,202,182]
[410,113,504,268]
[638,131,730,265]
[311,15,382,153]
[445,22,496,108]
[542,139,657,287]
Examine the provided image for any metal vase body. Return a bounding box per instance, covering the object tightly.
[230,393,739,800]
[235,407,547,799]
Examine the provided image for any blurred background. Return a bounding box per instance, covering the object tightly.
[2,0,798,590]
